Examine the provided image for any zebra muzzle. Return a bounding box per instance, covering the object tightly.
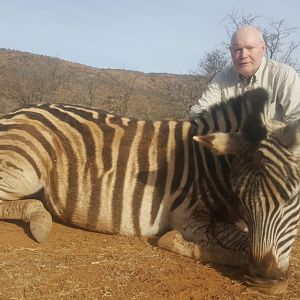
[244,251,290,294]
[243,273,290,295]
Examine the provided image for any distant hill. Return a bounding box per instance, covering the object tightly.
[0,49,207,120]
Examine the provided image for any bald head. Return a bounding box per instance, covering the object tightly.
[230,26,266,79]
[231,26,265,47]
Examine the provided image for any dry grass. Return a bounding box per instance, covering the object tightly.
[0,221,299,299]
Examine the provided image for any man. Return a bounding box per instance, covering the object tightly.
[189,26,300,123]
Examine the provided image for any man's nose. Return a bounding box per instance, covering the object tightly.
[240,48,248,58]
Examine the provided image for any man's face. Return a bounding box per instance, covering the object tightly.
[230,32,265,79]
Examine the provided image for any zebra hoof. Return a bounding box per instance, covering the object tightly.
[157,230,202,259]
[30,211,53,243]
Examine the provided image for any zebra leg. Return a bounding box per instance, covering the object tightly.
[0,199,52,243]
[157,223,249,268]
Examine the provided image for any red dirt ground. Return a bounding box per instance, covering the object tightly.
[0,220,299,300]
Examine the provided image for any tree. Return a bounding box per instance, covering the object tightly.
[0,59,64,107]
[155,73,208,119]
[263,20,299,70]
[103,71,140,116]
[84,75,99,107]
[197,48,230,79]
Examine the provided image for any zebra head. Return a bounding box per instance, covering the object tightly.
[193,88,300,291]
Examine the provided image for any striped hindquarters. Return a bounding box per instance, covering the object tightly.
[0,104,196,236]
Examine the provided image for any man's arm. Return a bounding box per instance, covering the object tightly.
[189,75,222,120]
[279,68,300,123]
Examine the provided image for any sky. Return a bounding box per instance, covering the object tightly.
[1,0,300,74]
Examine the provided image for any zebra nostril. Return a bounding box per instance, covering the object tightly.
[248,251,286,281]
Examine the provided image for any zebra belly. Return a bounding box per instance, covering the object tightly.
[46,188,172,237]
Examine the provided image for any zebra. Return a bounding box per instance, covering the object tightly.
[0,88,299,294]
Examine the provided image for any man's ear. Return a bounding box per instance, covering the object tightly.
[261,41,266,54]
[193,132,246,155]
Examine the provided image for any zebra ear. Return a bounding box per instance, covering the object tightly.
[274,119,300,157]
[193,132,245,155]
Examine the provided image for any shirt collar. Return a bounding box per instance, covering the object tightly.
[254,56,266,82]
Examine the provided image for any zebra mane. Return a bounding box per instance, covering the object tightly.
[240,88,269,144]
[192,88,269,143]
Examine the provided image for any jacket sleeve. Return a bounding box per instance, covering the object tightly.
[279,68,300,123]
[189,74,222,120]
